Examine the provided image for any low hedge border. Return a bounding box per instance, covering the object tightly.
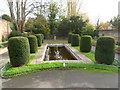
[3,62,119,78]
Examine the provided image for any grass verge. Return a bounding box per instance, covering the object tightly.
[3,62,118,77]
[74,46,96,63]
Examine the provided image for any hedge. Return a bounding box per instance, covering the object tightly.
[95,36,115,65]
[28,35,38,53]
[35,34,42,47]
[68,33,72,43]
[8,37,30,67]
[80,35,92,52]
[71,34,80,46]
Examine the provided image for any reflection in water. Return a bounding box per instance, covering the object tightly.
[45,46,76,60]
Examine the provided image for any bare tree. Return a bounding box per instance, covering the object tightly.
[67,0,83,17]
[6,0,35,33]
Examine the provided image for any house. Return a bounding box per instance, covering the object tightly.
[98,29,120,39]
[0,18,11,41]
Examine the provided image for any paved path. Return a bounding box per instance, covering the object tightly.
[0,51,9,69]
[2,70,118,88]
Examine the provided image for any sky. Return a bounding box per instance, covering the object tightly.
[0,0,119,25]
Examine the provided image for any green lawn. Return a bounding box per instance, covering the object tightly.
[74,46,96,63]
[3,62,118,77]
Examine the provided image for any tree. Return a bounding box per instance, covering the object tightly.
[99,21,110,29]
[81,24,95,37]
[2,14,11,22]
[57,18,71,37]
[48,2,59,36]
[6,0,36,33]
[25,15,50,38]
[67,0,82,17]
[95,18,101,29]
[69,16,88,34]
[110,15,120,29]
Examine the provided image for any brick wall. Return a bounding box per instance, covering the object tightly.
[0,19,12,41]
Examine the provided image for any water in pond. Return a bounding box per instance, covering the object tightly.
[45,46,77,60]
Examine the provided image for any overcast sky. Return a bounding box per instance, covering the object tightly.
[0,0,119,25]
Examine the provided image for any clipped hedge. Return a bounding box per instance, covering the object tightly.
[80,35,92,52]
[68,33,72,43]
[95,36,115,65]
[8,37,30,67]
[35,34,42,47]
[28,35,38,53]
[71,34,80,46]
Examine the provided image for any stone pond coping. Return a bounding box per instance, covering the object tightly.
[30,44,94,64]
[0,47,8,55]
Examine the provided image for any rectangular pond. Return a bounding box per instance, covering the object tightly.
[44,44,81,61]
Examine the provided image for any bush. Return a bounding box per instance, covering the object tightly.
[80,35,92,52]
[68,33,72,43]
[95,36,115,65]
[2,35,5,42]
[28,35,38,53]
[8,31,22,39]
[35,34,42,47]
[41,34,44,43]
[71,34,80,46]
[8,37,30,67]
[22,32,28,37]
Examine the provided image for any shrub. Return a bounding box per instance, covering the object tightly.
[95,36,115,65]
[35,34,42,47]
[2,35,5,42]
[41,34,44,43]
[8,37,30,67]
[68,33,72,43]
[71,34,80,46]
[28,35,38,53]
[22,32,28,37]
[8,31,22,39]
[80,35,92,52]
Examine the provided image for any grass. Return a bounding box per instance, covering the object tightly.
[74,46,96,63]
[3,62,119,77]
[74,46,120,66]
[27,53,36,64]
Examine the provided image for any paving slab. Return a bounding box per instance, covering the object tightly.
[0,52,9,69]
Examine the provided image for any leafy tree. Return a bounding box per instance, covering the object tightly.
[48,3,59,36]
[81,24,95,37]
[69,16,88,34]
[25,18,35,32]
[110,15,120,29]
[25,15,50,38]
[2,14,11,22]
[57,18,71,37]
[99,21,110,29]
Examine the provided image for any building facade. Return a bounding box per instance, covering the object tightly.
[98,29,119,39]
[0,19,11,41]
